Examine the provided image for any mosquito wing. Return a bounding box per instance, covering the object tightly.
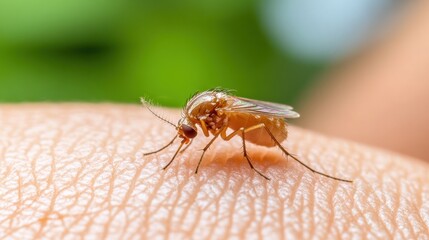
[225,96,300,119]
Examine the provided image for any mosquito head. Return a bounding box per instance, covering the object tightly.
[179,124,197,139]
[177,117,197,139]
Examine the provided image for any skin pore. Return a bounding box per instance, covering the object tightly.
[0,104,428,239]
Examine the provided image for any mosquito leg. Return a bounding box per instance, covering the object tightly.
[195,134,220,174]
[144,135,178,156]
[162,141,185,170]
[261,125,353,183]
[221,123,352,182]
[179,139,193,154]
[199,119,210,137]
[241,129,270,180]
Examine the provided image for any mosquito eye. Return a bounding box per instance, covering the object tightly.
[182,124,197,138]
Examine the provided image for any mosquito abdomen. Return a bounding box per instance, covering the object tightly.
[227,113,288,147]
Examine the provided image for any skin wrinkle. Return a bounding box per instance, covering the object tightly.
[209,172,233,238]
[408,188,427,237]
[330,192,347,237]
[316,183,332,239]
[259,181,270,239]
[369,176,409,238]
[170,181,190,237]
[216,175,239,239]
[245,181,261,239]
[66,171,97,236]
[28,139,43,197]
[35,186,59,238]
[10,172,23,230]
[8,120,48,235]
[71,160,109,235]
[181,174,207,223]
[240,184,255,238]
[58,154,95,234]
[361,184,387,237]
[98,167,118,239]
[45,142,57,211]
[102,121,142,237]
[100,147,143,238]
[204,172,228,238]
[185,196,204,239]
[388,179,401,236]
[249,196,261,239]
[230,180,247,239]
[341,188,355,238]
[181,183,201,238]
[273,181,285,240]
[153,173,179,238]
[75,108,118,237]
[395,169,422,237]
[415,184,426,229]
[309,179,318,238]
[140,175,163,238]
[264,189,281,239]
[330,184,348,237]
[203,177,226,234]
[165,175,190,239]
[117,166,148,236]
[141,174,174,238]
[177,180,199,236]
[369,185,392,235]
[0,104,428,239]
[147,172,178,237]
[183,157,227,237]
[302,180,316,239]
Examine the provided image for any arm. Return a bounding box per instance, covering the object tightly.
[300,1,429,161]
[0,104,427,239]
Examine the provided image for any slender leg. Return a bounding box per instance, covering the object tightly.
[195,133,220,174]
[260,125,353,182]
[179,138,193,153]
[220,123,265,140]
[218,126,270,180]
[162,140,186,170]
[221,123,352,182]
[144,135,178,156]
[199,119,210,137]
[241,129,270,180]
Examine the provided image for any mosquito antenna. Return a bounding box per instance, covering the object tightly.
[141,98,177,128]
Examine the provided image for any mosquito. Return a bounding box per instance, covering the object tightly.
[142,89,352,182]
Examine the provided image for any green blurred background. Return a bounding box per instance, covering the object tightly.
[0,0,390,107]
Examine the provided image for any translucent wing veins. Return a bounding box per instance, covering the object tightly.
[225,96,300,119]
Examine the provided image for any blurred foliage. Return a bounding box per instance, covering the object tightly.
[0,0,324,107]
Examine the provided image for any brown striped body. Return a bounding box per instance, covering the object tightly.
[227,113,288,147]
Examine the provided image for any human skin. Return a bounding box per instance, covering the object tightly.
[0,104,428,239]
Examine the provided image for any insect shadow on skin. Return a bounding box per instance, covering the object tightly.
[142,88,352,183]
